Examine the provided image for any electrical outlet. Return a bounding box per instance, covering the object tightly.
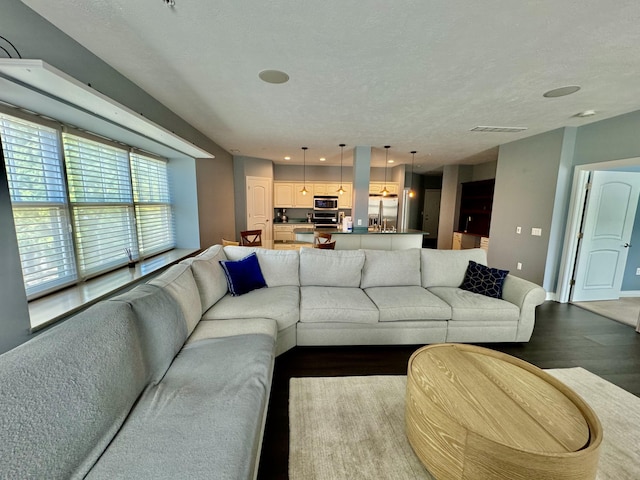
[516,226,522,234]
[517,262,522,270]
[636,268,640,276]
[531,227,542,236]
[357,219,362,226]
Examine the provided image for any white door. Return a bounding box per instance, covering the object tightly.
[572,171,640,301]
[246,176,272,243]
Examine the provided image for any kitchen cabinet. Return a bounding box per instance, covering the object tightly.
[294,183,313,208]
[274,181,313,208]
[313,184,329,195]
[453,232,489,251]
[457,179,494,237]
[369,182,399,195]
[325,183,353,208]
[273,224,295,241]
[274,182,295,207]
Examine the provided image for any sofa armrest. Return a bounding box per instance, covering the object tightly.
[501,275,546,342]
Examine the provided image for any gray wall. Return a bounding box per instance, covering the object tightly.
[0,151,31,353]
[0,0,233,353]
[489,129,566,286]
[274,164,353,182]
[196,156,236,247]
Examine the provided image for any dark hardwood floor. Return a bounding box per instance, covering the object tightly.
[257,301,640,479]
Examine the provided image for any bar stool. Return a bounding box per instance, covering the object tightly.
[314,231,333,247]
[315,240,336,250]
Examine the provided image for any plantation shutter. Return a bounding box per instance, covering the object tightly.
[131,152,175,256]
[0,113,77,298]
[63,132,138,278]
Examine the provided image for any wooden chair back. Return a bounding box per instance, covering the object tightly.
[222,238,240,246]
[314,231,333,246]
[315,240,336,250]
[240,229,262,246]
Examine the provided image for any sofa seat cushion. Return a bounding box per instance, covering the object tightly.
[300,286,379,324]
[428,286,519,322]
[86,334,275,480]
[186,318,278,344]
[364,286,451,322]
[201,285,299,331]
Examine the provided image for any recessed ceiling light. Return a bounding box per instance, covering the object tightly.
[575,110,597,118]
[258,70,290,84]
[319,157,326,162]
[543,85,581,98]
[388,159,395,164]
[284,156,291,160]
[229,149,240,153]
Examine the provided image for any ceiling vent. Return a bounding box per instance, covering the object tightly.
[470,126,528,133]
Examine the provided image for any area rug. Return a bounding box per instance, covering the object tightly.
[289,368,640,480]
[573,298,640,328]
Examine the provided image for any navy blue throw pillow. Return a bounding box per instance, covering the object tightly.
[219,252,267,296]
[460,260,509,299]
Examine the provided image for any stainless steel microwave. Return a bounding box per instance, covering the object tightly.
[313,196,339,210]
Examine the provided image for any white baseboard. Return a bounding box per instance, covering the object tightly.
[619,290,640,298]
[546,291,558,302]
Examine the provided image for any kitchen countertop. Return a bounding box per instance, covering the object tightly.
[293,227,430,235]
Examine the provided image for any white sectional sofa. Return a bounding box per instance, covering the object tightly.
[0,244,545,479]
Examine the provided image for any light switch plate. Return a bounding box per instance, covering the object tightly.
[531,227,542,236]
[517,262,522,270]
[516,226,522,234]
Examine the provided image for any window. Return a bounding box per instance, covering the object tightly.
[131,152,175,257]
[0,113,77,298]
[0,110,176,299]
[63,132,138,278]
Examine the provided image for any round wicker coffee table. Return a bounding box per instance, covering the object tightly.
[405,344,602,480]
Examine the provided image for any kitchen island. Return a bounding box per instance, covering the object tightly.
[293,227,428,250]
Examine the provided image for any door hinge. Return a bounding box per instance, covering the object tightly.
[577,232,584,239]
[570,279,576,286]
[585,182,592,190]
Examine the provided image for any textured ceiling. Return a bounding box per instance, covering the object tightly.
[19,0,640,171]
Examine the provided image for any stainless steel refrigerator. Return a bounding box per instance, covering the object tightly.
[368,194,399,229]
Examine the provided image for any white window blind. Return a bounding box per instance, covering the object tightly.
[0,113,77,298]
[63,133,138,278]
[131,152,175,256]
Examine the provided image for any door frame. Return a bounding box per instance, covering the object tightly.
[557,157,640,303]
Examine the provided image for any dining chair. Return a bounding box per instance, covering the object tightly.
[315,240,336,250]
[240,229,262,246]
[314,231,333,246]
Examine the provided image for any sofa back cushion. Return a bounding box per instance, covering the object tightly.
[421,248,487,288]
[224,246,300,287]
[109,284,188,384]
[300,248,365,287]
[181,245,229,313]
[148,264,202,335]
[0,301,148,479]
[361,248,422,288]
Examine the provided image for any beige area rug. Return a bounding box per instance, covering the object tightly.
[289,368,640,480]
[573,297,640,328]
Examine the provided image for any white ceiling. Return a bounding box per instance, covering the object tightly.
[19,0,640,172]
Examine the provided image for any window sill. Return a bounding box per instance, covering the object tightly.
[28,248,198,332]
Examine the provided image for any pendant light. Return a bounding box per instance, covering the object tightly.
[408,150,416,198]
[300,147,309,195]
[381,145,390,196]
[337,143,346,195]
